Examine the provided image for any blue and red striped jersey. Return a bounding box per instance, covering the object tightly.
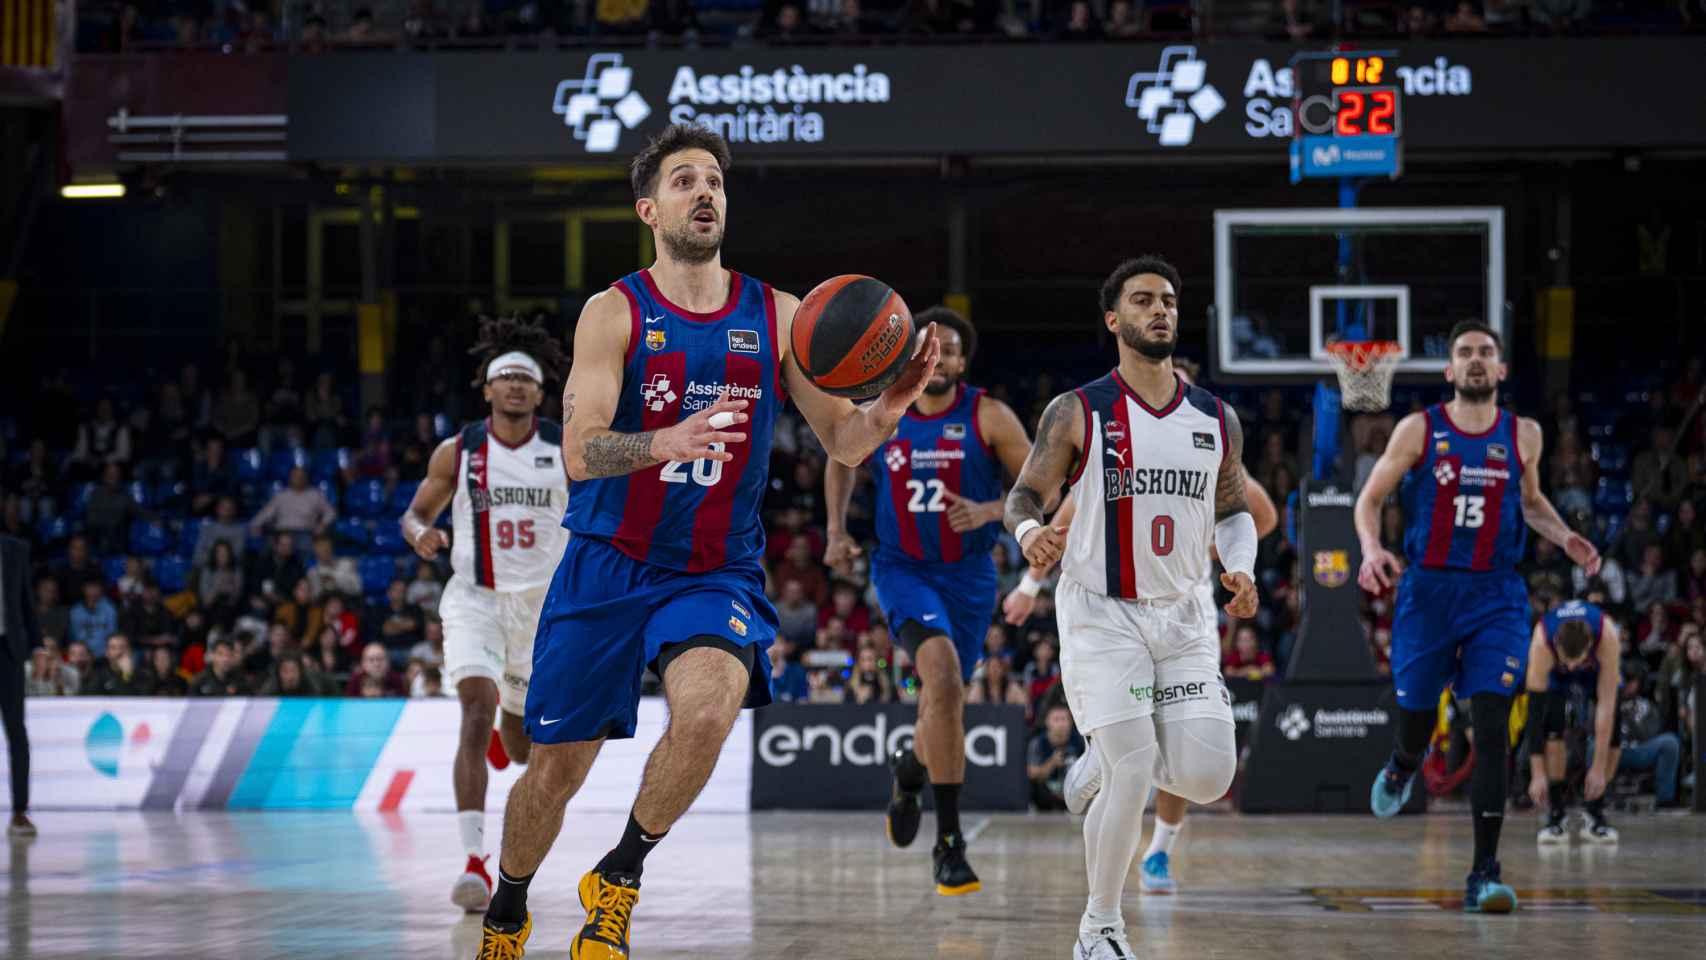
[1542,599,1604,683]
[565,268,784,573]
[868,385,1004,564]
[1400,404,1527,573]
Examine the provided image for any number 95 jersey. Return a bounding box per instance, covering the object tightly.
[451,418,570,592]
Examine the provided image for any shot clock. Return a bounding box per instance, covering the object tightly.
[1289,51,1403,183]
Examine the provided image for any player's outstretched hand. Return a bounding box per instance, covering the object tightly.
[1020,523,1068,571]
[1584,767,1608,802]
[1358,545,1404,593]
[1002,588,1037,626]
[653,390,748,464]
[412,528,449,561]
[822,530,863,578]
[941,490,994,533]
[1564,532,1602,577]
[874,322,940,419]
[1221,571,1259,619]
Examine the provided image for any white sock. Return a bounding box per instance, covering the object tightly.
[458,810,485,859]
[1145,818,1182,860]
[1082,717,1157,923]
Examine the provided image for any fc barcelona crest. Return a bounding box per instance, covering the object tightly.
[646,329,667,352]
[1313,549,1350,588]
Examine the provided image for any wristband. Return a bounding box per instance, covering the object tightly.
[1018,573,1044,597]
[1014,519,1042,545]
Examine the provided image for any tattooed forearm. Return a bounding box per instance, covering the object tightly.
[562,390,576,427]
[1213,404,1250,520]
[1004,392,1083,534]
[581,430,661,478]
[1004,484,1046,534]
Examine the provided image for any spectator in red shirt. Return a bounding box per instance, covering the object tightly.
[817,580,870,634]
[1223,625,1276,682]
[345,642,407,697]
[773,536,829,607]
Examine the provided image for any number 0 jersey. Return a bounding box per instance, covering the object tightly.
[565,268,784,572]
[1060,370,1228,601]
[1399,404,1526,572]
[451,418,570,592]
[868,384,1004,564]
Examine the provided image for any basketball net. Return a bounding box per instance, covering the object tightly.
[1325,341,1403,412]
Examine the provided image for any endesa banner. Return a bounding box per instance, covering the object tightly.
[288,39,1706,163]
[751,703,1029,811]
[2,698,750,813]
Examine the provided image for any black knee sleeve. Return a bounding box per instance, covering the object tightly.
[1394,705,1437,771]
[1469,693,1511,797]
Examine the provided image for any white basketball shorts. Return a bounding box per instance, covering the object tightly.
[1054,574,1234,735]
[440,574,547,715]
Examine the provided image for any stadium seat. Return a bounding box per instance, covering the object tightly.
[334,517,372,550]
[35,514,70,545]
[246,531,271,555]
[390,481,420,515]
[66,482,95,519]
[309,448,348,483]
[177,518,204,558]
[155,555,189,593]
[1593,477,1633,517]
[346,479,389,518]
[316,479,341,510]
[433,414,453,439]
[130,520,172,557]
[1591,443,1630,476]
[154,480,187,511]
[233,448,265,484]
[268,447,310,483]
[370,528,409,555]
[359,555,398,594]
[103,556,129,584]
[127,480,154,508]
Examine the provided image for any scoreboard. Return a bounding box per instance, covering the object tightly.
[1289,51,1403,183]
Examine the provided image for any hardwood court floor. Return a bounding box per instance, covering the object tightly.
[5,809,1703,959]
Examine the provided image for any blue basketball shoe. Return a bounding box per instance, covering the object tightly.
[1139,851,1176,894]
[1464,858,1517,914]
[1369,757,1419,819]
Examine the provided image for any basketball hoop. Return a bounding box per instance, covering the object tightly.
[1325,341,1403,412]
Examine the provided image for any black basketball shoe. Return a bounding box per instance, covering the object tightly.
[886,747,925,848]
[932,832,981,896]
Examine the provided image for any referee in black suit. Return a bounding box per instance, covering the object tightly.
[2,533,39,837]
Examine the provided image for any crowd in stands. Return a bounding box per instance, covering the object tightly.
[3,335,1702,809]
[75,0,1706,53]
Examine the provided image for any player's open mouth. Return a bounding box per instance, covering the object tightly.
[1147,321,1170,334]
[692,209,717,224]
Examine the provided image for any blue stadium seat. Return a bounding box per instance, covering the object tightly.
[315,479,342,511]
[334,517,372,550]
[268,447,310,483]
[177,518,204,558]
[1591,443,1630,477]
[433,414,453,439]
[1593,477,1633,517]
[233,448,265,484]
[126,480,154,508]
[1599,514,1625,549]
[346,479,389,518]
[35,514,70,545]
[66,482,95,519]
[155,555,190,593]
[246,531,271,555]
[370,528,409,555]
[103,556,129,584]
[129,520,172,557]
[390,481,420,515]
[359,555,398,594]
[153,480,187,510]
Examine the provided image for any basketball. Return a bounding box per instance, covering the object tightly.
[790,275,917,399]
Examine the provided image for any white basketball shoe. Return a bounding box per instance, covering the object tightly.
[1073,922,1136,960]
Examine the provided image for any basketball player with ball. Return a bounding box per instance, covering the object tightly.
[1005,256,1254,960]
[475,122,939,960]
[1004,357,1277,895]
[823,305,1034,897]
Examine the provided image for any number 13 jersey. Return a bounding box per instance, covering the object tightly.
[1400,404,1525,572]
[451,417,570,592]
[1060,370,1228,601]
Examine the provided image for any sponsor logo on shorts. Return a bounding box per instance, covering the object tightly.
[728,329,760,354]
[1128,681,1218,708]
[1193,431,1216,451]
[943,422,967,440]
[1129,684,1153,703]
[1506,656,1521,670]
[729,616,748,637]
[1313,550,1350,589]
[1500,671,1515,688]
[731,601,750,618]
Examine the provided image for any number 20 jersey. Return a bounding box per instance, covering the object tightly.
[869,384,1004,564]
[1399,404,1526,573]
[565,269,783,573]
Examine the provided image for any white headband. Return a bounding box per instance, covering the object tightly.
[486,351,543,384]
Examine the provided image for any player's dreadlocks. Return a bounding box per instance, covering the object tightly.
[467,312,569,388]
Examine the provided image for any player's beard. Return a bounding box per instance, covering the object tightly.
[1456,367,1496,402]
[1119,320,1176,361]
[923,371,958,396]
[659,214,722,264]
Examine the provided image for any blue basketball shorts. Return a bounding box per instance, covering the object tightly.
[525,535,776,744]
[870,549,999,683]
[1390,568,1529,711]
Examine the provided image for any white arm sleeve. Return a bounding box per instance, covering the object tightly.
[1213,512,1258,580]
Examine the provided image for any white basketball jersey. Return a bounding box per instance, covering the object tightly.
[450,418,569,592]
[1060,370,1227,601]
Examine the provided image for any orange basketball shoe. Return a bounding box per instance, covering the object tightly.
[570,868,640,959]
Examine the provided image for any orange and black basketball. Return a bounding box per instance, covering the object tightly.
[790,275,916,399]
